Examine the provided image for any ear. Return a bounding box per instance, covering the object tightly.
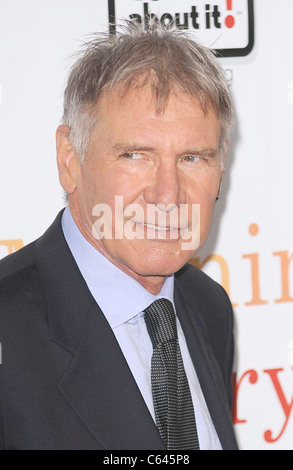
[56,125,80,195]
[220,139,229,172]
[216,142,228,200]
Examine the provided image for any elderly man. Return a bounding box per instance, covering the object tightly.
[0,22,237,450]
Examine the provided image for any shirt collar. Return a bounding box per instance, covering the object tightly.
[61,207,175,329]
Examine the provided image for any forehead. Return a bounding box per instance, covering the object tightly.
[101,82,211,115]
[92,84,221,147]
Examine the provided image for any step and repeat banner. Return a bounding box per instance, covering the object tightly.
[0,0,292,450]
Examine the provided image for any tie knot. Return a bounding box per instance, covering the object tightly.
[144,298,177,348]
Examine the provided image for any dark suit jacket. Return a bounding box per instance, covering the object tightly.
[0,211,238,450]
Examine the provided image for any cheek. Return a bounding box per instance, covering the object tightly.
[80,165,145,221]
[188,170,221,205]
[187,172,221,234]
[80,164,112,206]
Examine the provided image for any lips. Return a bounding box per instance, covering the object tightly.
[135,222,181,230]
[125,220,190,241]
[118,200,195,241]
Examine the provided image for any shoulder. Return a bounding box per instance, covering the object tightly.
[0,242,45,320]
[175,262,233,337]
[0,242,43,304]
[175,261,231,312]
[0,242,36,283]
[0,210,64,292]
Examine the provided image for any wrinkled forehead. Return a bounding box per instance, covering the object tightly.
[87,82,222,160]
[96,77,217,122]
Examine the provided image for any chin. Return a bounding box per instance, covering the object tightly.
[107,240,196,279]
[130,254,190,278]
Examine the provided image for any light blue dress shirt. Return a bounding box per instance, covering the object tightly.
[61,207,221,450]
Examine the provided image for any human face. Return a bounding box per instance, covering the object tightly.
[59,86,225,293]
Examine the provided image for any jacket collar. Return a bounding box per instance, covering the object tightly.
[34,210,237,450]
[34,210,164,449]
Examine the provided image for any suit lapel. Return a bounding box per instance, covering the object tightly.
[35,212,164,450]
[174,278,238,450]
[58,300,164,450]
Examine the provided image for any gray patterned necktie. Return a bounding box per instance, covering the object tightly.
[144,298,200,450]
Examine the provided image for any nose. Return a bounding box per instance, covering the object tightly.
[143,160,187,209]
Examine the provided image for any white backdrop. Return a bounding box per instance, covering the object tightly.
[0,0,292,450]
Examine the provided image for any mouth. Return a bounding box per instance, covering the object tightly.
[128,220,189,240]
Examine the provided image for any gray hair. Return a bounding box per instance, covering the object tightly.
[62,20,234,161]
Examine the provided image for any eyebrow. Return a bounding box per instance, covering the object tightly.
[113,143,158,154]
[112,143,218,158]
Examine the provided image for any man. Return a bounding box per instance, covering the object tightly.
[0,21,237,450]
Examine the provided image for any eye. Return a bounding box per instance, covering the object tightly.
[122,152,142,160]
[181,155,201,162]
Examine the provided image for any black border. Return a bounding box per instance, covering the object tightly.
[108,0,116,34]
[108,0,254,57]
[216,0,254,57]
